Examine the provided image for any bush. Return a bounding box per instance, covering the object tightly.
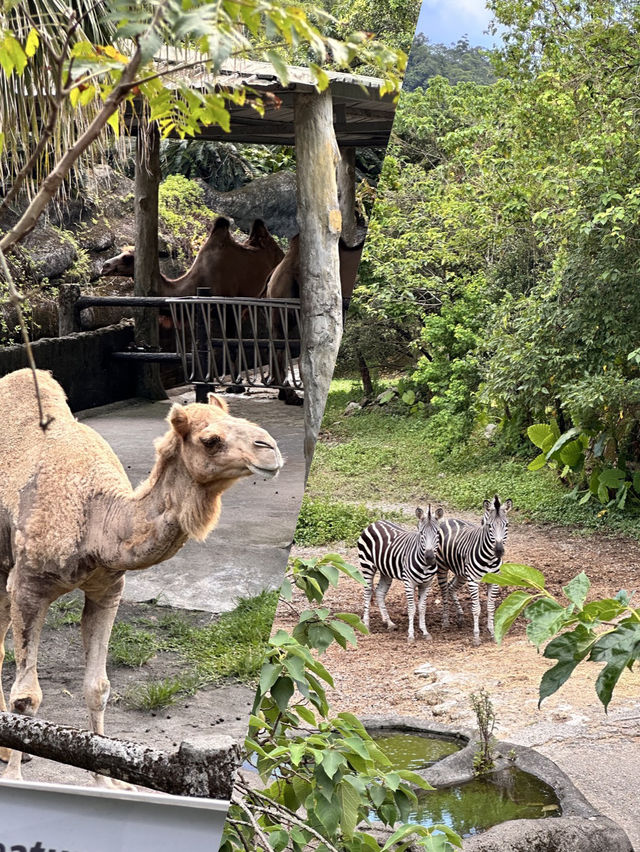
[294,495,404,546]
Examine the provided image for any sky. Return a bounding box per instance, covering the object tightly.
[416,0,502,48]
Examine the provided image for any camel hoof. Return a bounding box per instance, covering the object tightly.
[95,774,136,791]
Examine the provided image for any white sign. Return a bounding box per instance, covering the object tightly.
[0,780,228,852]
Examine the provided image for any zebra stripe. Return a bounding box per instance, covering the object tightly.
[436,495,512,644]
[358,507,443,641]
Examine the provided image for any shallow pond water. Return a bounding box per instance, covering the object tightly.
[371,730,461,771]
[371,731,561,837]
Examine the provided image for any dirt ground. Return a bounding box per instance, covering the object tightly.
[0,601,254,791]
[280,509,640,848]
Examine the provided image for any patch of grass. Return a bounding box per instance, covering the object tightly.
[109,622,159,667]
[308,379,640,539]
[126,677,185,711]
[160,592,279,684]
[47,593,83,628]
[3,648,15,665]
[294,494,405,546]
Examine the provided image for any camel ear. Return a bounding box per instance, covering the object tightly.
[207,393,229,413]
[435,507,445,519]
[169,403,191,438]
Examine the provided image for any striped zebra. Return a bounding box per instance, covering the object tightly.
[437,495,512,644]
[358,506,445,641]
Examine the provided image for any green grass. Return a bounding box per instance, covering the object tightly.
[125,677,187,711]
[46,593,83,628]
[307,379,640,539]
[295,495,406,546]
[159,591,279,684]
[109,622,159,667]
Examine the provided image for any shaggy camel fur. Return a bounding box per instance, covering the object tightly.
[0,369,283,784]
[101,217,284,298]
[264,233,365,302]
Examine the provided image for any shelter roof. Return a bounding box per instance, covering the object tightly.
[131,58,398,147]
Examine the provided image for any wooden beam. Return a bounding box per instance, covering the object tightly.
[134,120,166,400]
[337,146,358,245]
[294,89,342,474]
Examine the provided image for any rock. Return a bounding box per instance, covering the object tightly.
[414,662,437,677]
[201,170,298,237]
[462,816,633,852]
[22,223,77,281]
[484,423,498,440]
[344,402,362,415]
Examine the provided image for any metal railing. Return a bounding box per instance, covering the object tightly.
[168,296,303,390]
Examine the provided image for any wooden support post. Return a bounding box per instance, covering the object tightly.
[294,90,342,475]
[337,146,358,245]
[58,283,81,336]
[134,120,166,399]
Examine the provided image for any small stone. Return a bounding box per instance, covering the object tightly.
[344,402,362,415]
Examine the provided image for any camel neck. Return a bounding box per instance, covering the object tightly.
[102,452,224,572]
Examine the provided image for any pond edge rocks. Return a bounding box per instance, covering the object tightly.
[360,715,632,852]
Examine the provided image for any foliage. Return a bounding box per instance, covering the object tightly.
[157,174,216,256]
[469,689,496,775]
[221,554,462,851]
[109,622,159,667]
[484,563,640,711]
[295,494,405,546]
[347,0,640,507]
[404,34,496,90]
[125,677,186,711]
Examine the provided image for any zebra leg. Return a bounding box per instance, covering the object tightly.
[417,579,433,640]
[361,565,376,629]
[375,575,396,631]
[437,566,450,627]
[403,578,417,642]
[468,580,482,645]
[447,575,466,626]
[486,582,500,637]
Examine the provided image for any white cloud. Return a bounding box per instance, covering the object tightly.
[417,0,497,47]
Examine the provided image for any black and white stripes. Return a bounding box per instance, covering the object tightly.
[358,506,444,641]
[437,495,512,644]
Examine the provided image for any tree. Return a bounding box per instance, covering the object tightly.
[403,34,496,91]
[222,554,462,852]
[483,563,640,711]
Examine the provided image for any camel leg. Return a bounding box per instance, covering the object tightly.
[4,581,52,780]
[375,576,396,631]
[81,577,130,788]
[0,590,11,764]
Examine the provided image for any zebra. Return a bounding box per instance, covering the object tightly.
[358,505,445,641]
[437,494,513,644]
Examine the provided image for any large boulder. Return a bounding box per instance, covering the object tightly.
[202,170,297,237]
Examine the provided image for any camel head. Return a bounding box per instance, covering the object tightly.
[163,393,283,486]
[101,248,135,277]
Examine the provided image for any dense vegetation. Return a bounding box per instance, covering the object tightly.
[344,0,640,517]
[403,34,495,90]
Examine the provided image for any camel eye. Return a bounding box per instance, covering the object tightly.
[254,440,274,449]
[201,434,222,450]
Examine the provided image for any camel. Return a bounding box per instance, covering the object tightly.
[101,217,284,298]
[263,233,366,302]
[0,368,283,785]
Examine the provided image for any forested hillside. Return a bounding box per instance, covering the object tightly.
[344,0,640,516]
[404,33,495,89]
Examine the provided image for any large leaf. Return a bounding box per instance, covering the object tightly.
[545,427,581,460]
[562,572,590,609]
[483,563,546,590]
[524,597,569,648]
[527,423,554,450]
[493,590,533,644]
[539,625,596,705]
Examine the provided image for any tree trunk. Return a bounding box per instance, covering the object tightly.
[337,146,358,245]
[294,90,342,477]
[134,120,166,400]
[0,712,239,798]
[358,351,374,398]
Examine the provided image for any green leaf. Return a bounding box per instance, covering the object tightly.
[524,598,570,648]
[338,779,361,839]
[24,28,39,58]
[598,468,627,488]
[581,598,625,622]
[562,572,590,609]
[271,676,295,712]
[321,749,346,779]
[493,590,533,644]
[545,427,581,460]
[527,452,548,471]
[539,625,596,705]
[259,662,282,696]
[527,423,553,450]
[483,563,546,590]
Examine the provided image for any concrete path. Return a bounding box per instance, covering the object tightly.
[78,387,304,613]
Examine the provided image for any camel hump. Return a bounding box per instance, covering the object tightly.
[248,219,271,247]
[205,216,232,246]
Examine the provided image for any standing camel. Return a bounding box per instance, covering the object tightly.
[0,368,283,784]
[101,217,284,298]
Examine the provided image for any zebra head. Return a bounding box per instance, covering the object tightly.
[481,494,513,560]
[415,505,445,567]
